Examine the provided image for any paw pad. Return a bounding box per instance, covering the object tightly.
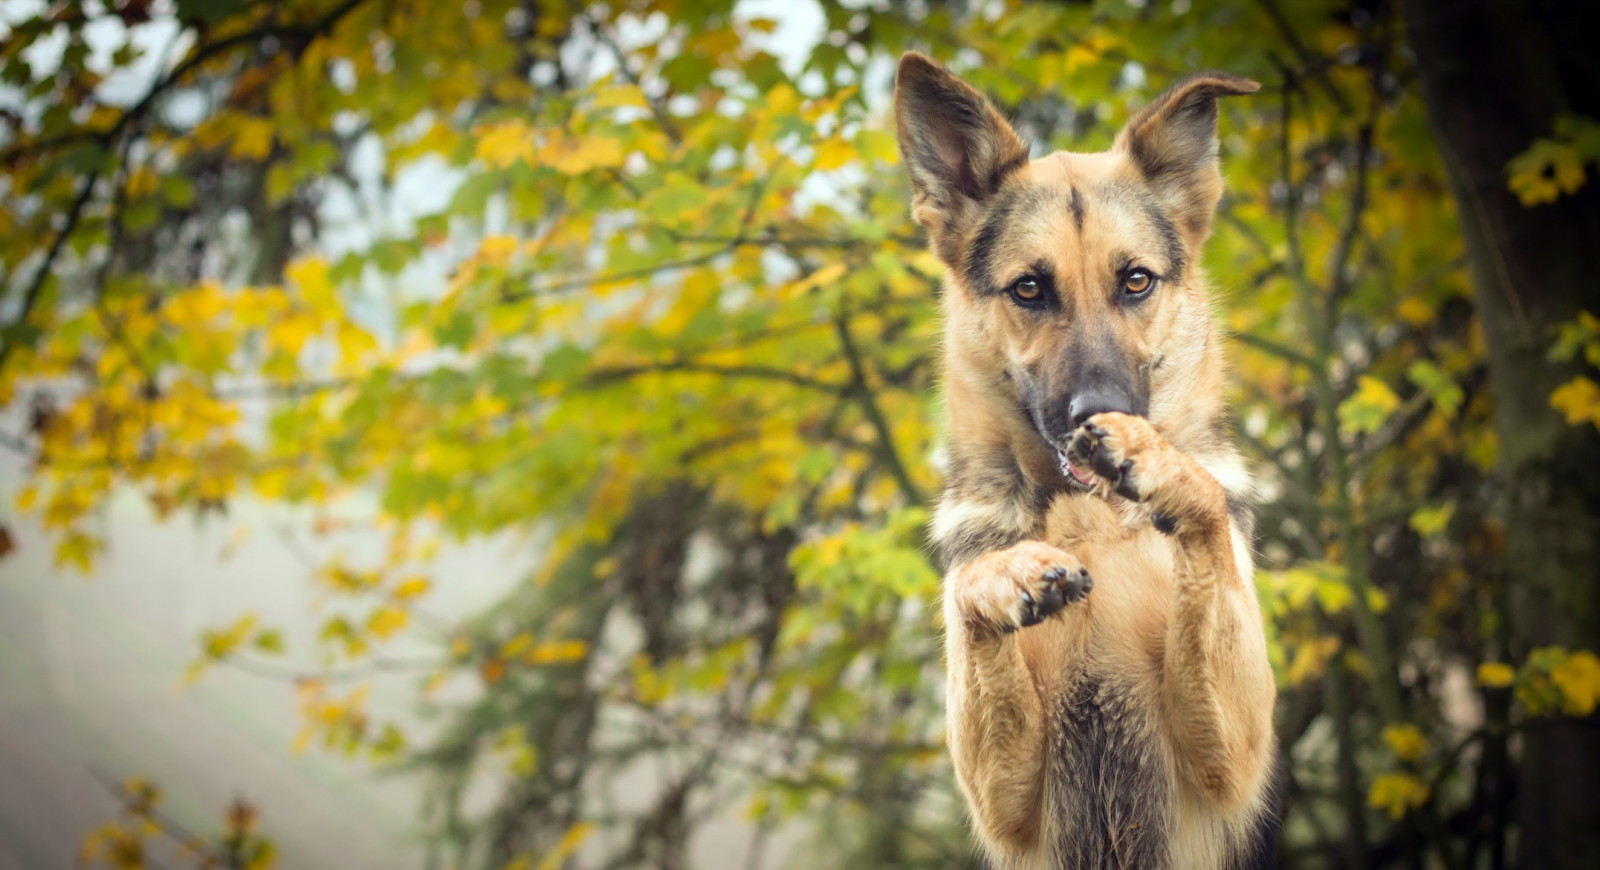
[1015,565,1093,629]
[1067,423,1144,502]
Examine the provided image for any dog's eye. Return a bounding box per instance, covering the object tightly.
[1010,276,1044,304]
[1123,269,1156,296]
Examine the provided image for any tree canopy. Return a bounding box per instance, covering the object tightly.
[3,1,1599,868]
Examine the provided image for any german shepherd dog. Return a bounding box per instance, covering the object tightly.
[894,53,1278,869]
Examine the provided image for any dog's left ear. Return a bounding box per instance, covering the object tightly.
[1116,73,1259,241]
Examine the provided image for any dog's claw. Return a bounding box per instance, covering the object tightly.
[1016,563,1092,629]
[1068,418,1151,503]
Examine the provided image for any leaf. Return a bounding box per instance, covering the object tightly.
[55,531,102,575]
[1368,772,1429,819]
[1408,502,1455,538]
[526,640,588,665]
[1338,376,1401,436]
[474,120,535,168]
[540,134,626,175]
[367,605,409,639]
[593,83,649,110]
[1381,724,1427,762]
[1407,360,1463,417]
[1477,661,1516,688]
[1551,650,1600,716]
[230,116,276,161]
[286,256,336,314]
[1508,142,1579,205]
[393,576,431,600]
[1550,376,1600,428]
[813,137,854,171]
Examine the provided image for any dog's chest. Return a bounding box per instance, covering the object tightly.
[1046,675,1174,869]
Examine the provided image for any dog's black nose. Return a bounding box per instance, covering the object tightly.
[1068,389,1134,428]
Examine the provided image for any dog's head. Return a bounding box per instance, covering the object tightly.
[895,53,1255,487]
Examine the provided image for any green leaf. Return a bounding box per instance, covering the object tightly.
[1338,376,1401,436]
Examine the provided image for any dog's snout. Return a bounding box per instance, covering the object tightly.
[1068,389,1134,428]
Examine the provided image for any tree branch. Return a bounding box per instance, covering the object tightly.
[0,0,376,372]
[834,310,925,507]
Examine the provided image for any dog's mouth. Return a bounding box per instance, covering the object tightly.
[1057,448,1098,490]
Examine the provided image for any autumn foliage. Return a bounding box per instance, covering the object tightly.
[2,1,1599,868]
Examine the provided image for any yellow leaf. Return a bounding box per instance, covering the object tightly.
[502,632,534,658]
[1551,649,1600,716]
[286,256,336,314]
[475,120,535,168]
[1368,772,1429,819]
[1550,376,1600,428]
[1508,139,1587,206]
[230,116,275,160]
[55,531,102,575]
[1477,661,1516,688]
[813,137,854,171]
[593,83,649,110]
[267,310,320,357]
[1285,635,1341,686]
[1396,296,1434,327]
[126,167,160,198]
[478,234,519,267]
[540,133,626,175]
[367,606,409,639]
[1408,503,1455,538]
[393,576,431,601]
[782,262,848,299]
[1381,724,1427,763]
[1338,376,1401,436]
[858,129,899,165]
[526,640,588,664]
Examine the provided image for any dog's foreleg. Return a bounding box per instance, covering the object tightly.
[940,531,1093,854]
[1067,413,1276,810]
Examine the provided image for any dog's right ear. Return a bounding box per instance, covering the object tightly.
[895,52,1028,237]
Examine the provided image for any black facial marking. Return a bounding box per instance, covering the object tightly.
[1069,186,1085,232]
[1152,511,1179,535]
[1142,200,1186,278]
[964,186,1055,294]
[964,188,1020,293]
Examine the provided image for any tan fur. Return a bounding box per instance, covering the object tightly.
[897,53,1277,869]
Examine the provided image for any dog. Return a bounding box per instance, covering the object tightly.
[894,53,1278,869]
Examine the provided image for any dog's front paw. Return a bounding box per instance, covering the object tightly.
[952,542,1092,634]
[1066,412,1173,503]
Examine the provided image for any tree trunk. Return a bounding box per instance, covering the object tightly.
[1401,1,1600,867]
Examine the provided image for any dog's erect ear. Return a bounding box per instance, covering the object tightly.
[895,52,1028,234]
[1116,73,1259,240]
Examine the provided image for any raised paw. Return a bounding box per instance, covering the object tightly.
[1017,561,1094,629]
[950,541,1092,635]
[1066,411,1171,503]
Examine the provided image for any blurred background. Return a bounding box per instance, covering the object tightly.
[2,0,1598,868]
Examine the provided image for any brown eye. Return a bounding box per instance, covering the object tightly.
[1123,269,1155,295]
[1010,276,1043,304]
